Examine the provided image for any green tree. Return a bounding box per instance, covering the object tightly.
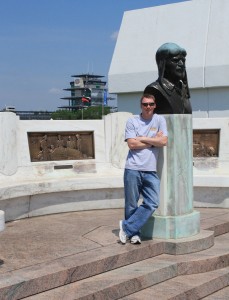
[51,106,111,120]
[51,110,78,120]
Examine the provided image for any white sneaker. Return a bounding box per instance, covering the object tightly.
[119,220,127,244]
[130,235,141,244]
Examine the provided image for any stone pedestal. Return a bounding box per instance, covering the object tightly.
[142,114,200,239]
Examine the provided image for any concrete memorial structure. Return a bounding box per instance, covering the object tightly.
[0,109,199,240]
[0,111,130,222]
[0,111,227,237]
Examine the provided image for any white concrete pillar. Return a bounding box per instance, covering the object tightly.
[0,112,18,175]
[0,211,5,231]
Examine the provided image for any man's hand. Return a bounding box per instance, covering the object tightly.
[156,131,163,137]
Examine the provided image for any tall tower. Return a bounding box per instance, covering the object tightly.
[59,74,107,111]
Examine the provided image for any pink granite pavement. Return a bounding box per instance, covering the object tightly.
[0,208,228,299]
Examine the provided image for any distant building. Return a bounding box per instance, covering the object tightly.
[0,106,53,120]
[16,111,53,120]
[2,106,16,112]
[59,74,108,111]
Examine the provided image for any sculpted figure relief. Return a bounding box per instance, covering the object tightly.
[29,132,93,161]
[144,43,192,114]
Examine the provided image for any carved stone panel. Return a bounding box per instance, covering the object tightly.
[28,132,94,162]
[193,129,220,157]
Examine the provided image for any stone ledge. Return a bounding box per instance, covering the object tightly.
[193,175,229,187]
[0,173,124,201]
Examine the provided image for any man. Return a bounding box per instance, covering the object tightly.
[144,43,192,114]
[119,94,168,244]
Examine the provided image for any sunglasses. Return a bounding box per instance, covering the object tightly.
[141,102,155,107]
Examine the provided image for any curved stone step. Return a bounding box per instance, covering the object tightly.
[22,260,229,300]
[0,240,164,300]
[202,285,229,299]
[121,267,229,300]
[19,234,229,300]
[0,230,217,300]
[158,232,229,276]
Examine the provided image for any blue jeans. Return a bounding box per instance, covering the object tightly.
[123,169,160,238]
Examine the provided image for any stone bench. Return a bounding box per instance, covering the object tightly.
[194,175,229,208]
[193,158,229,208]
[0,164,124,222]
[1,164,228,223]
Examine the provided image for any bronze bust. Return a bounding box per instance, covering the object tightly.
[144,43,192,114]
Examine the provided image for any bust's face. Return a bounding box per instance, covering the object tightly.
[164,53,186,83]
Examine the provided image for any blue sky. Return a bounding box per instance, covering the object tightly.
[0,0,188,111]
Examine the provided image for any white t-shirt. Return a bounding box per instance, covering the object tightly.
[125,113,167,171]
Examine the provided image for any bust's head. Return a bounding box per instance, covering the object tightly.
[156,43,187,84]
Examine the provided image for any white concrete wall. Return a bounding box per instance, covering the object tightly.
[115,86,229,118]
[193,117,229,208]
[193,118,229,161]
[191,87,229,118]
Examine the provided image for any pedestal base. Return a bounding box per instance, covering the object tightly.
[141,210,200,239]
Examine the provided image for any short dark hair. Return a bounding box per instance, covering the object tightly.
[140,94,156,104]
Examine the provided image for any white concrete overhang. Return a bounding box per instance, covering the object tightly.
[109,0,229,93]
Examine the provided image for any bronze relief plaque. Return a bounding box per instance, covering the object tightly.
[28,132,94,162]
[193,129,220,157]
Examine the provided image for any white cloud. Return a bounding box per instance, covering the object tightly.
[110,31,119,41]
[49,88,62,94]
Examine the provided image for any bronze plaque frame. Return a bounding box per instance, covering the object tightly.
[28,131,95,162]
[193,129,220,157]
